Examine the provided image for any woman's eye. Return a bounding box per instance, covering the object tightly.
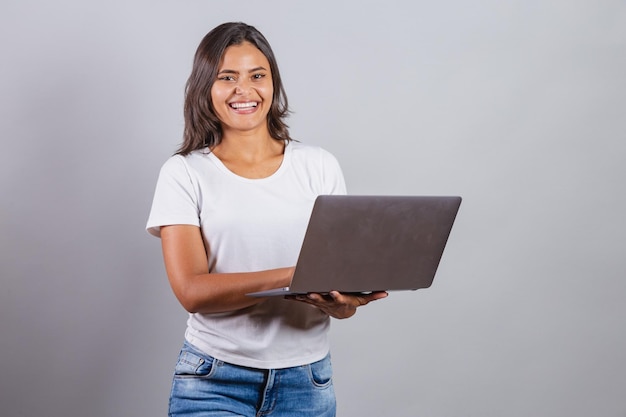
[219,75,235,81]
[252,73,266,80]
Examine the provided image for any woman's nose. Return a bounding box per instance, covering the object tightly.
[234,80,251,95]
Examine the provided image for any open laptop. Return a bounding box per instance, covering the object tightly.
[247,195,462,297]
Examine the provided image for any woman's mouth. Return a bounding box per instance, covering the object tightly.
[229,101,258,109]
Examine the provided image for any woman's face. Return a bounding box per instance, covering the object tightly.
[211,41,274,137]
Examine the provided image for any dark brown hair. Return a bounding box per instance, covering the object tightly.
[177,22,291,155]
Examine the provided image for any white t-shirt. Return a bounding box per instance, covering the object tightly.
[146,141,347,369]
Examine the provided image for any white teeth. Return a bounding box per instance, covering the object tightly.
[230,102,257,109]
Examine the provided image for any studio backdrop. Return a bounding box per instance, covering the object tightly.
[1,1,625,416]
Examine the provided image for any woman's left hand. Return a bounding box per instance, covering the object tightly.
[287,291,388,319]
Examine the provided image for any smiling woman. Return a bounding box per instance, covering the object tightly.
[179,22,291,155]
[145,22,387,417]
[211,42,274,141]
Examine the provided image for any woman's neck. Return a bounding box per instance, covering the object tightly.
[211,130,286,179]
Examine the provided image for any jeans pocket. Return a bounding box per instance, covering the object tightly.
[308,354,333,388]
[173,343,216,377]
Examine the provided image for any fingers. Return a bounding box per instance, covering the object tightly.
[361,291,389,303]
[327,291,359,306]
[328,290,388,306]
[291,291,388,305]
[287,291,388,319]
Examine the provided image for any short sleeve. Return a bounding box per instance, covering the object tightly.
[146,155,201,237]
[320,148,347,195]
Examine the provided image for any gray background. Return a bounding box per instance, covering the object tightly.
[1,1,625,416]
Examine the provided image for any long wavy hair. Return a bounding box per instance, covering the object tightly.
[177,22,291,155]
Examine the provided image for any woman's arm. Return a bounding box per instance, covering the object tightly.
[160,224,294,314]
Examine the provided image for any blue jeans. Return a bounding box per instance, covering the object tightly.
[169,341,336,417]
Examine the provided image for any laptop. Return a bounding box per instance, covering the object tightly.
[247,195,462,297]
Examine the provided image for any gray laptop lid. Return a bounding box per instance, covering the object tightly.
[247,195,461,297]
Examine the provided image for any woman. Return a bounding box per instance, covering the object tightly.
[147,22,387,416]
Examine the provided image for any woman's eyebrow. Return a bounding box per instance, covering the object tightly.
[217,66,268,75]
[217,69,238,75]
